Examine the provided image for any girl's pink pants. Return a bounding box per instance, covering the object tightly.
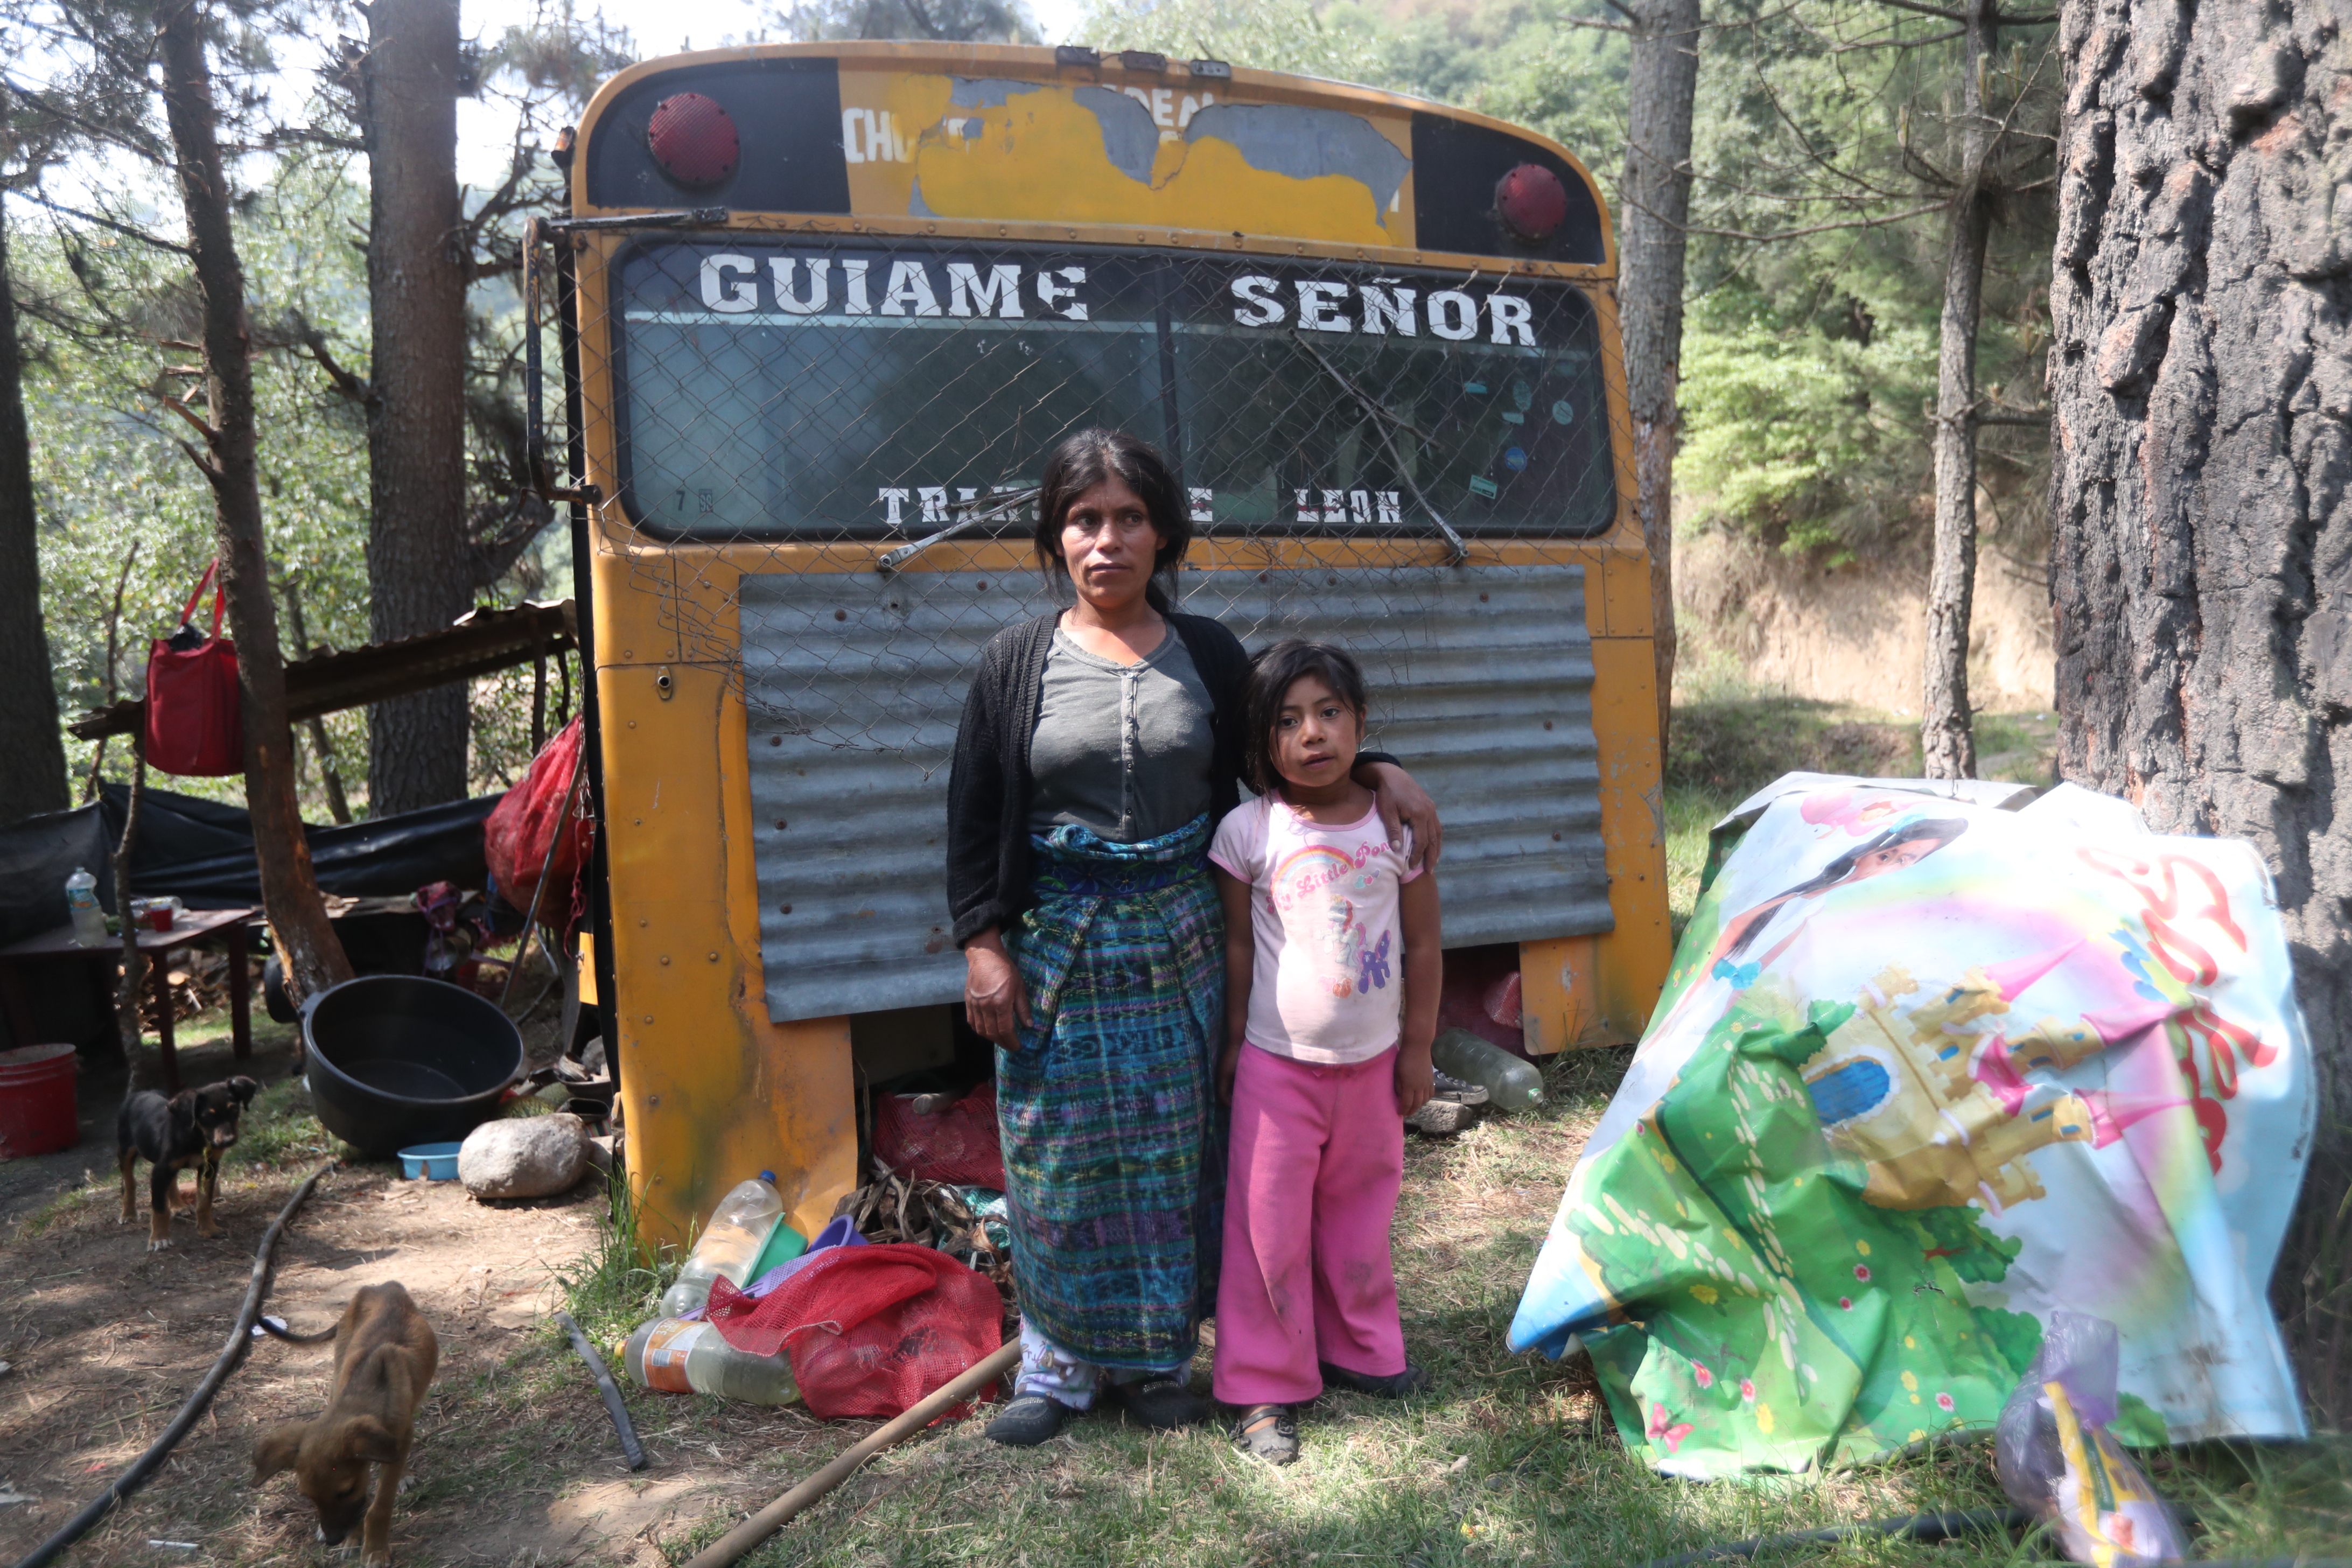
[1212,1042,1407,1406]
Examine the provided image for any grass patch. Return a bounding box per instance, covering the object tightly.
[226,1075,339,1171]
[611,1045,2348,1568]
[561,1164,679,1348]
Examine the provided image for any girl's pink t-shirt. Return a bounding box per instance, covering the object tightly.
[1209,794,1422,1065]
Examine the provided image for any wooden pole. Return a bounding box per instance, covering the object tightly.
[682,1341,1020,1568]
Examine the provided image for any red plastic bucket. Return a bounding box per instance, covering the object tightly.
[0,1044,80,1159]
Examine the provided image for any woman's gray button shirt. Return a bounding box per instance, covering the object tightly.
[1027,627,1217,843]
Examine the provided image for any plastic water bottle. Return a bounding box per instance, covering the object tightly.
[657,1171,785,1318]
[65,868,108,948]
[1431,1027,1544,1111]
[622,1318,800,1404]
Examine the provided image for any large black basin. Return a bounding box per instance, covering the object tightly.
[302,975,523,1158]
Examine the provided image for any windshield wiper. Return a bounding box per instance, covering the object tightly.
[1287,330,1469,564]
[876,486,1044,573]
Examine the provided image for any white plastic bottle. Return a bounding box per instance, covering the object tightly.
[65,868,108,947]
[657,1171,785,1318]
[622,1318,800,1404]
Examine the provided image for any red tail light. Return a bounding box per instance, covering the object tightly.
[648,92,740,187]
[1495,163,1567,242]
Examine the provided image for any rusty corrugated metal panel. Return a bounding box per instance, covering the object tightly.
[741,563,1608,1024]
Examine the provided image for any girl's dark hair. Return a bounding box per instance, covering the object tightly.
[1240,640,1370,796]
[1722,816,1969,959]
[1033,429,1191,612]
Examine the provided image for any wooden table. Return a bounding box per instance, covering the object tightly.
[0,907,258,1093]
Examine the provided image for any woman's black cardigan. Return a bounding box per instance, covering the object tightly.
[945,612,1395,946]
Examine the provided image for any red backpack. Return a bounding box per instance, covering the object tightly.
[143,563,243,777]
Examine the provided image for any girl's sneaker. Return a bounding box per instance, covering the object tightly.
[1232,1403,1300,1465]
[1432,1069,1490,1105]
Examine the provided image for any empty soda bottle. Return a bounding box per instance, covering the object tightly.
[658,1171,786,1318]
[622,1318,799,1404]
[66,867,108,947]
[1431,1028,1544,1111]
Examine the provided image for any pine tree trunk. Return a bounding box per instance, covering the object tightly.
[1920,0,1997,781]
[156,0,353,1004]
[361,0,473,815]
[0,188,72,824]
[2049,0,2350,1422]
[1619,0,1702,748]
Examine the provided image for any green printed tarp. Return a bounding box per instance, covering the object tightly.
[1508,777,2313,1476]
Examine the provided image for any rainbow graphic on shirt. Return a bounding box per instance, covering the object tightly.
[1272,841,1390,999]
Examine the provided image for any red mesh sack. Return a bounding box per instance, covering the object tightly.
[143,563,243,778]
[871,1082,1005,1188]
[484,716,592,927]
[705,1243,1002,1420]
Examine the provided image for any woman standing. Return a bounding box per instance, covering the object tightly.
[948,430,1440,1446]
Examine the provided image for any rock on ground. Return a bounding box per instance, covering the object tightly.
[460,1112,589,1200]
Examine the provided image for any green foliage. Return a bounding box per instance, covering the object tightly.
[1677,290,1936,554]
[1075,0,1387,81]
[773,0,1039,44]
[1672,1,2059,556]
[17,161,377,808]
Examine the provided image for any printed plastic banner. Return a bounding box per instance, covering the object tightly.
[1509,775,2313,1477]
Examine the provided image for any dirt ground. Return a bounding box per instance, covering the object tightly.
[0,1023,812,1568]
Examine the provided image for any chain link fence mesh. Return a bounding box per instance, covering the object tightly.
[543,232,1630,757]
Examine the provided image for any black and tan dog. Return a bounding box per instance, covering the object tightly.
[116,1075,260,1251]
[254,1283,440,1568]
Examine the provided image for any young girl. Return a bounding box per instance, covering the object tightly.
[1207,640,1441,1465]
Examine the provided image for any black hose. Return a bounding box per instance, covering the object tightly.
[1630,1508,2028,1568]
[555,1309,647,1471]
[11,1161,334,1568]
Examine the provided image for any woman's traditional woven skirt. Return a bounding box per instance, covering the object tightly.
[998,814,1224,1373]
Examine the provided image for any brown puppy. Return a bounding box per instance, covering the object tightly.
[117,1076,260,1250]
[253,1283,439,1567]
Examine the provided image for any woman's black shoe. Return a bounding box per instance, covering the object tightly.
[1106,1373,1212,1429]
[984,1394,1072,1446]
[1318,1360,1431,1398]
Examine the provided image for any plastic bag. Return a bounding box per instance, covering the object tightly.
[1995,1313,2188,1567]
[482,716,591,928]
[872,1081,1005,1188]
[703,1242,1002,1420]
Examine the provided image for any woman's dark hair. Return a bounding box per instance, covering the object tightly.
[1721,816,1969,960]
[1032,429,1191,612]
[1240,640,1370,797]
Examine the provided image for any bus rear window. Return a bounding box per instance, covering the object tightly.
[608,240,1616,542]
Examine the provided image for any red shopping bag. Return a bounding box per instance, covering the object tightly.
[143,563,243,776]
[484,716,592,926]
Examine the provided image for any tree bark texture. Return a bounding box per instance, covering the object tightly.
[0,192,73,824]
[1618,0,1701,748]
[362,0,474,814]
[1920,0,1998,781]
[113,744,148,1079]
[157,0,353,1003]
[2049,0,2350,1420]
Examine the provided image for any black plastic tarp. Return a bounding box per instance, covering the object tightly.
[0,784,496,946]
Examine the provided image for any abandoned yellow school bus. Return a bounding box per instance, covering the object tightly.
[548,41,1673,1251]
